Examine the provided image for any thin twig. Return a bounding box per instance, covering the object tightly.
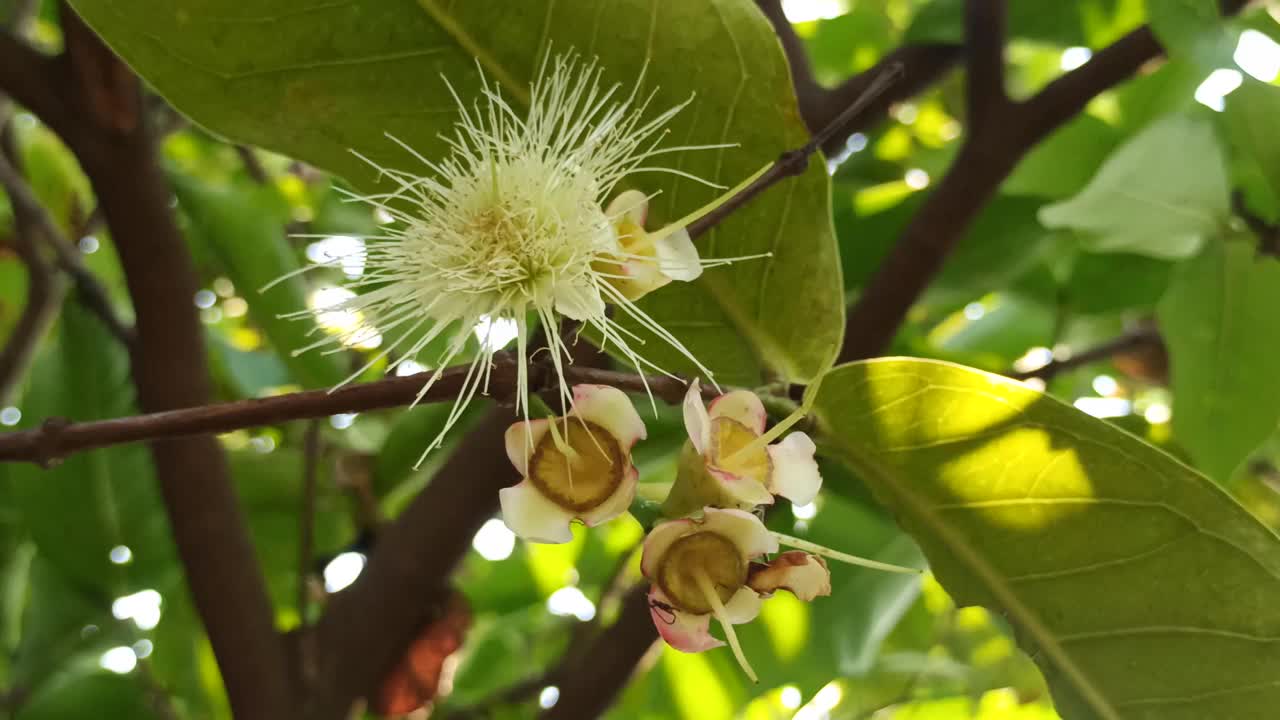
[297,419,323,621]
[1010,327,1161,382]
[0,120,67,406]
[686,62,904,240]
[236,144,270,184]
[0,355,708,464]
[1234,191,1280,257]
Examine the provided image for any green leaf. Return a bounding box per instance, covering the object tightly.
[1157,239,1280,482]
[1063,251,1172,315]
[814,358,1280,720]
[71,0,843,385]
[3,303,176,594]
[1002,115,1123,200]
[1039,114,1230,259]
[171,173,346,389]
[1224,79,1280,214]
[1147,0,1236,69]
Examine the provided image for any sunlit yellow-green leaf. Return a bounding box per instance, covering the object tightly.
[815,358,1280,720]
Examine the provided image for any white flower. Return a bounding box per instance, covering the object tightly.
[499,385,645,544]
[641,508,830,680]
[663,380,823,517]
[277,54,739,462]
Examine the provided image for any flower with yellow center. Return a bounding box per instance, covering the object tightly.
[499,385,645,544]
[662,379,822,518]
[276,53,765,464]
[641,507,831,681]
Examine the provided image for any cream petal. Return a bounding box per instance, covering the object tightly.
[700,507,778,560]
[641,517,695,579]
[747,552,832,601]
[649,587,722,653]
[616,258,671,299]
[572,384,647,449]
[722,586,763,624]
[707,466,775,508]
[606,188,649,226]
[708,390,767,435]
[498,480,575,544]
[652,227,702,282]
[580,464,638,528]
[682,379,711,455]
[504,418,550,475]
[766,432,822,505]
[554,282,607,321]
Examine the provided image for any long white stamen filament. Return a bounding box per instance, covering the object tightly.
[694,570,757,683]
[770,532,922,575]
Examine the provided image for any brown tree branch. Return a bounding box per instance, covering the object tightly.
[963,0,1008,130]
[838,0,1252,363]
[755,0,823,117]
[0,356,704,464]
[5,7,298,717]
[756,0,963,156]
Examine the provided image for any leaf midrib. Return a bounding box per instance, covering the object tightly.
[817,418,1123,720]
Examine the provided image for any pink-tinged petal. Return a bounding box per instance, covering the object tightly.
[700,507,778,561]
[580,465,638,528]
[683,379,711,454]
[606,189,649,226]
[722,587,762,624]
[708,390,767,435]
[649,587,722,653]
[747,552,832,601]
[504,419,550,475]
[707,466,775,508]
[498,480,575,544]
[572,384,647,449]
[616,258,670,298]
[766,432,822,505]
[652,227,702,282]
[641,517,695,580]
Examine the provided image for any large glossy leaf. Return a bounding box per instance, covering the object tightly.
[1039,114,1231,260]
[71,0,842,385]
[814,358,1280,720]
[1158,240,1280,482]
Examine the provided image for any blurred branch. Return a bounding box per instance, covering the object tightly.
[963,0,1008,130]
[297,419,323,622]
[1010,327,1162,382]
[540,585,658,720]
[756,0,962,156]
[236,144,270,184]
[1234,191,1280,257]
[838,0,1252,362]
[0,121,66,406]
[305,408,518,720]
[0,356,707,464]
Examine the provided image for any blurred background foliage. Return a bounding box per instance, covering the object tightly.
[2,0,1280,718]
